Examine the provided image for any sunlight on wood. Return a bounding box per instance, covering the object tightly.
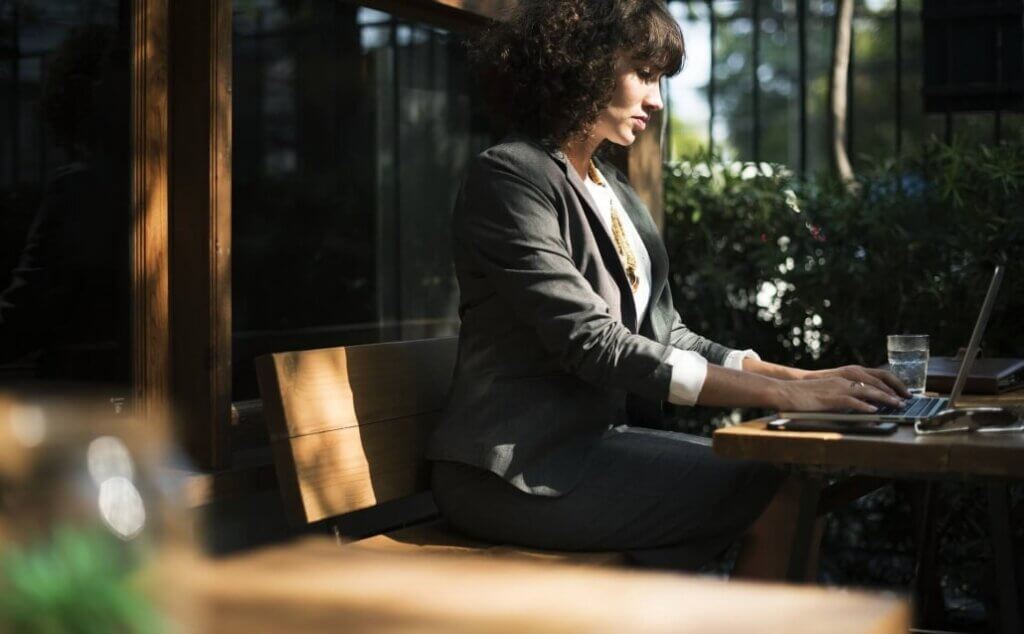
[256,339,456,524]
[190,538,910,633]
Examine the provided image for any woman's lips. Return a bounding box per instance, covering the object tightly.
[632,117,648,130]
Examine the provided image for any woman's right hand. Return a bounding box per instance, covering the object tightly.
[774,377,906,412]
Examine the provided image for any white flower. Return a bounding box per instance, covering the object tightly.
[783,188,801,213]
[740,164,759,180]
[759,162,774,177]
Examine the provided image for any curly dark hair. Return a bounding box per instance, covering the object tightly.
[470,0,684,147]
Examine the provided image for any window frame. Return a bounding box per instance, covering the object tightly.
[149,0,662,478]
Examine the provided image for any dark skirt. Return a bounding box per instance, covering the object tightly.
[431,425,784,571]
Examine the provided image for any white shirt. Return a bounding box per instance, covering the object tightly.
[584,166,759,406]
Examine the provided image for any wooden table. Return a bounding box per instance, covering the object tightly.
[190,536,909,633]
[713,391,1024,633]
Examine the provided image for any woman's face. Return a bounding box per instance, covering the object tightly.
[593,53,664,147]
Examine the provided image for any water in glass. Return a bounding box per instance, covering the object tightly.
[889,348,929,395]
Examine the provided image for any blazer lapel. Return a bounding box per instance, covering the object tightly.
[601,163,669,308]
[547,148,639,332]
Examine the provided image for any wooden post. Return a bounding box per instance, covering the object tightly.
[131,0,171,423]
[169,0,233,469]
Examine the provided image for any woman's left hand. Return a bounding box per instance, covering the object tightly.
[800,365,912,398]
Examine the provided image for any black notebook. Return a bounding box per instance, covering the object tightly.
[926,357,1024,394]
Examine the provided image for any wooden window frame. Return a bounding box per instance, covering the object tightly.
[168,0,233,470]
[135,0,660,487]
[132,0,233,470]
[353,0,515,30]
[132,0,171,425]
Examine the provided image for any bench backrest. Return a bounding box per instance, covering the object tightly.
[255,337,458,526]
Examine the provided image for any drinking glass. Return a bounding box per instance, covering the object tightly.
[887,334,930,395]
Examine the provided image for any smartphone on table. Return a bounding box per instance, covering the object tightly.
[766,418,898,435]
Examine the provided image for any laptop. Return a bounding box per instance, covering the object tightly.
[779,265,1006,424]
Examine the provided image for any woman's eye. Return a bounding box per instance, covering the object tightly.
[637,68,656,82]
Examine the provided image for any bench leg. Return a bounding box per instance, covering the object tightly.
[988,483,1022,634]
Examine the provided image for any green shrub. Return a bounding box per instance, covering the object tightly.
[662,138,1024,626]
[664,138,1024,387]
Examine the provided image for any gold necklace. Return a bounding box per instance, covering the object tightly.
[587,161,640,293]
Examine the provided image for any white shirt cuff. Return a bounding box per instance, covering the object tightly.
[723,349,761,370]
[666,348,708,407]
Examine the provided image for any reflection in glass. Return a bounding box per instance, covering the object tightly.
[0,2,131,391]
[232,2,493,399]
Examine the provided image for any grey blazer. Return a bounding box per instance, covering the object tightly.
[426,135,736,496]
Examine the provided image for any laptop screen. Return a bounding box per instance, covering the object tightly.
[948,265,1004,406]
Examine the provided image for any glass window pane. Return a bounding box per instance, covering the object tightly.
[231,1,492,399]
[954,112,997,146]
[899,2,927,155]
[1003,113,1024,145]
[850,1,898,167]
[758,1,800,166]
[806,4,836,176]
[667,1,712,159]
[0,1,132,393]
[712,1,755,161]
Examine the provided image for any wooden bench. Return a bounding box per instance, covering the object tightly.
[255,337,624,566]
[192,535,911,633]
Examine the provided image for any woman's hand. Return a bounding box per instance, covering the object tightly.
[801,365,911,398]
[775,376,907,413]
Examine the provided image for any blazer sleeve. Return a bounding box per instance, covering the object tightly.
[668,306,734,366]
[455,156,673,403]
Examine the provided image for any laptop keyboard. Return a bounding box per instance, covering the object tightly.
[873,396,945,418]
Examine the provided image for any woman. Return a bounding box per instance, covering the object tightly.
[426,0,908,575]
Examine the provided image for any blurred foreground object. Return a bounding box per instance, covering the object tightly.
[0,391,195,632]
[191,536,909,633]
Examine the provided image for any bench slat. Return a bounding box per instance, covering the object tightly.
[352,519,627,567]
[276,413,436,524]
[254,337,640,567]
[256,337,457,440]
[256,338,456,525]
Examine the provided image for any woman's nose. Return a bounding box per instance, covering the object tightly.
[644,82,664,112]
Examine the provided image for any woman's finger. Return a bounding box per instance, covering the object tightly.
[852,368,897,397]
[851,381,903,408]
[865,367,912,397]
[839,395,878,413]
